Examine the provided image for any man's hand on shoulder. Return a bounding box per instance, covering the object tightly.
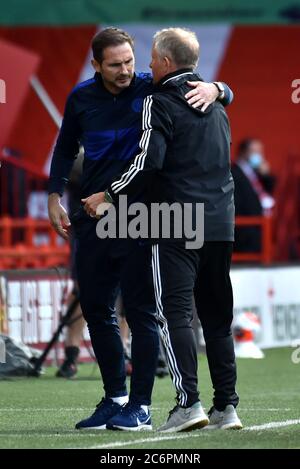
[185,81,220,111]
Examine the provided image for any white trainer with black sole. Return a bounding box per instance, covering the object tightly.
[205,404,243,430]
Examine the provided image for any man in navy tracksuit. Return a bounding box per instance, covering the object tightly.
[48,27,233,431]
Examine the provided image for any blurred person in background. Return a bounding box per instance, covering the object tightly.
[55,283,85,378]
[56,152,86,378]
[231,138,276,253]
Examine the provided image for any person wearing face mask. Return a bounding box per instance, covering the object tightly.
[231,138,276,253]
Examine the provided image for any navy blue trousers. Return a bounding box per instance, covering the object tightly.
[73,214,159,405]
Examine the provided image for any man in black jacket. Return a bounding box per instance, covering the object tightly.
[84,27,242,432]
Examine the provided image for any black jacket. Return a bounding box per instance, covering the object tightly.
[109,69,235,242]
[231,162,275,252]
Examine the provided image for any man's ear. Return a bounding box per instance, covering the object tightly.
[163,56,172,72]
[91,59,101,73]
[163,56,170,67]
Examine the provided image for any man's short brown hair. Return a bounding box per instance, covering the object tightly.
[92,27,134,63]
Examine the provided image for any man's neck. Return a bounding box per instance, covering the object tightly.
[102,79,123,95]
[159,68,194,86]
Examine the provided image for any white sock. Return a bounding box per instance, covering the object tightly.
[141,405,148,414]
[110,396,129,406]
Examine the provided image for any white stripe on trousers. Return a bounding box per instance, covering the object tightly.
[151,244,188,407]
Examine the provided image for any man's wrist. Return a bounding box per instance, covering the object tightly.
[104,189,114,204]
[212,81,225,100]
[48,192,61,202]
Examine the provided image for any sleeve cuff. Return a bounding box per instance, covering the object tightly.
[105,188,117,204]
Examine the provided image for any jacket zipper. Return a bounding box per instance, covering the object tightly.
[114,96,118,159]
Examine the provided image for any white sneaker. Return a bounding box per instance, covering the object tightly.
[158,402,209,433]
[206,404,243,430]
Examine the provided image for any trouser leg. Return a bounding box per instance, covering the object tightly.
[152,243,199,407]
[194,242,239,410]
[75,222,127,398]
[121,241,159,406]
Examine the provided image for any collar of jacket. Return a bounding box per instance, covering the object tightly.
[94,71,138,97]
[156,68,197,88]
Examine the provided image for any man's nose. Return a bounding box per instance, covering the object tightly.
[120,63,129,74]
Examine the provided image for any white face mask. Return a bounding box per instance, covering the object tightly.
[248,152,263,169]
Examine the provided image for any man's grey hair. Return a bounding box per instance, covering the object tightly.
[153,28,199,69]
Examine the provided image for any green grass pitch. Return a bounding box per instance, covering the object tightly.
[0,347,299,449]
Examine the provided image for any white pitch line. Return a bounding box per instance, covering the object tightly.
[0,434,77,438]
[1,419,299,444]
[0,407,292,412]
[239,408,292,412]
[84,419,300,449]
[0,407,162,412]
[244,419,300,431]
[80,433,208,449]
[0,408,96,411]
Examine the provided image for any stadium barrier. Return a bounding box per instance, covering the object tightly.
[1,265,300,353]
[0,269,91,364]
[0,215,272,269]
[0,216,70,269]
[232,215,273,264]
